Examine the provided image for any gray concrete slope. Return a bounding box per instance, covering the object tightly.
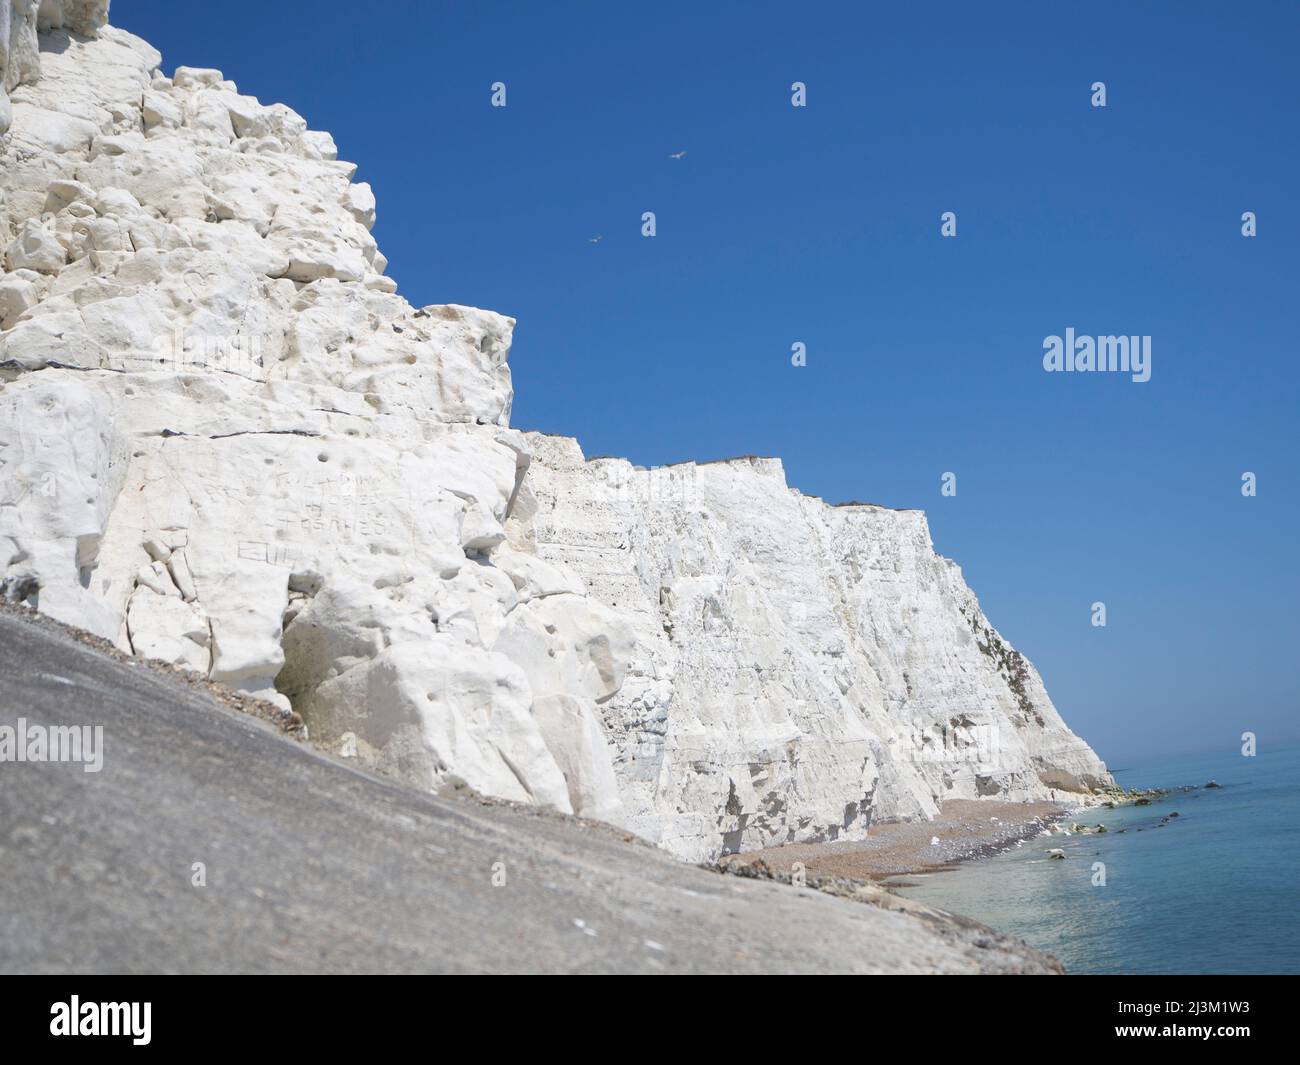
[0,609,1057,974]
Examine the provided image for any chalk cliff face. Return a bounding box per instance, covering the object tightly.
[0,5,1110,862]
[0,5,630,824]
[518,436,1110,860]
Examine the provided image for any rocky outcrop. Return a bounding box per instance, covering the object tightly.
[1,2,109,135]
[0,6,628,824]
[0,4,1109,864]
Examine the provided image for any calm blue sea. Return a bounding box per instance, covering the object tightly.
[898,741,1300,974]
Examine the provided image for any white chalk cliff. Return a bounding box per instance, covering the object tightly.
[0,3,1110,862]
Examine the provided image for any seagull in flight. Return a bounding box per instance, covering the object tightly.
[668,150,687,160]
[588,234,604,244]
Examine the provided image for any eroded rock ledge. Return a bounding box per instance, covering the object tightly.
[0,3,1110,864]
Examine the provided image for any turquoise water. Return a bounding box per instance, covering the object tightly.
[898,741,1300,974]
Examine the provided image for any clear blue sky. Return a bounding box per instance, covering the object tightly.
[115,0,1298,767]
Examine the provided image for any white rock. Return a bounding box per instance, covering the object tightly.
[4,219,66,274]
[492,547,585,602]
[532,693,625,823]
[522,434,1112,860]
[141,90,181,130]
[135,559,178,596]
[0,6,1110,868]
[169,548,197,601]
[0,376,127,638]
[37,2,110,36]
[0,277,39,328]
[301,130,337,160]
[2,2,41,110]
[45,178,95,212]
[172,66,224,90]
[8,102,99,153]
[127,590,209,672]
[343,182,376,230]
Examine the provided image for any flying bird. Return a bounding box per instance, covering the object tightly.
[668,150,687,160]
[587,234,604,244]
